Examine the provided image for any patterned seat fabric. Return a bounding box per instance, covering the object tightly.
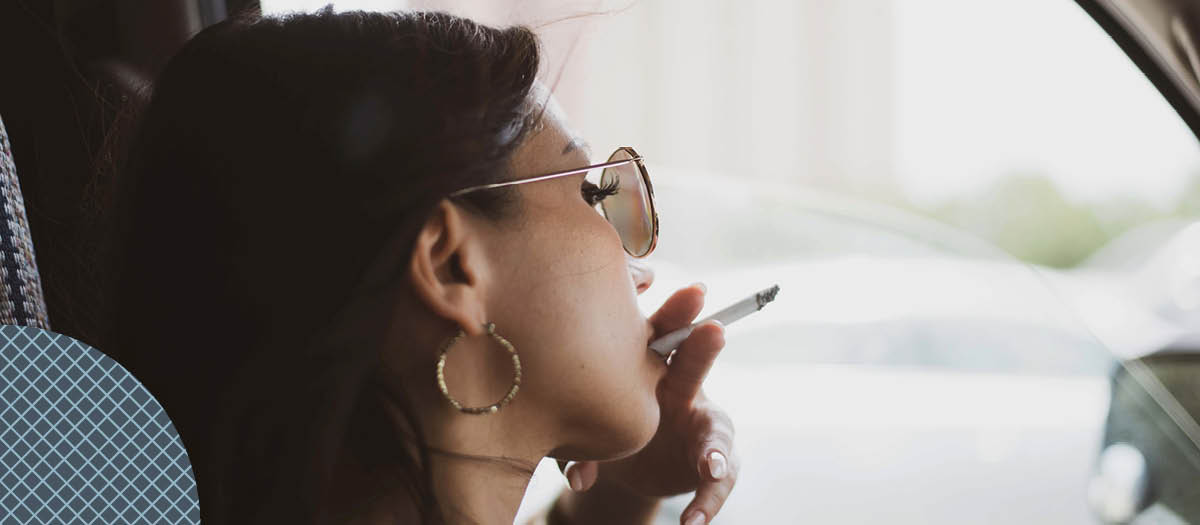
[0,115,50,330]
[0,325,202,523]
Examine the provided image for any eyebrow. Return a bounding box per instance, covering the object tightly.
[562,137,590,156]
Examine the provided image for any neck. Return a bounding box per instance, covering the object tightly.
[426,445,539,524]
[424,400,547,524]
[338,301,552,524]
[333,393,547,524]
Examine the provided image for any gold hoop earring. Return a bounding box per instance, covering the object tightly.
[435,322,522,415]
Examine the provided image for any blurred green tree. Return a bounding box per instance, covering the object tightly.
[928,174,1108,268]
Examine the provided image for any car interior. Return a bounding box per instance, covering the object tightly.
[0,0,249,350]
[2,0,1200,523]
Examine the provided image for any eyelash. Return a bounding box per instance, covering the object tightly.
[581,177,620,207]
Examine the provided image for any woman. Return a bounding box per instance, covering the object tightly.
[101,7,737,525]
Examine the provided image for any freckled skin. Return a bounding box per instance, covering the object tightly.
[344,87,706,525]
[384,87,666,465]
[477,98,666,460]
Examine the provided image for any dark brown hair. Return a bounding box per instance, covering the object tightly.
[101,7,542,524]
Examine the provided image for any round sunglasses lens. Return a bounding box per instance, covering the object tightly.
[600,149,654,256]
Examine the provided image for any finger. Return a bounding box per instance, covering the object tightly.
[692,410,736,483]
[661,320,725,403]
[679,453,738,525]
[648,283,706,337]
[562,460,599,492]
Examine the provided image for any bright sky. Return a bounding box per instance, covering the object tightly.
[894,0,1200,209]
[261,0,1200,211]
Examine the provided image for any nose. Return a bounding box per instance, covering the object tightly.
[627,254,655,295]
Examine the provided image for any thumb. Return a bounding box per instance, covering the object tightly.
[660,319,726,404]
[562,460,599,492]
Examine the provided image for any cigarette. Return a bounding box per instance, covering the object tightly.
[648,284,781,358]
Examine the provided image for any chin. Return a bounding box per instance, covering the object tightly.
[634,401,662,448]
[561,377,664,461]
[609,396,662,460]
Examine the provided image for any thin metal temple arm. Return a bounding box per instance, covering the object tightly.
[448,156,642,197]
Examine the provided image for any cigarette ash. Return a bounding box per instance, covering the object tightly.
[755,284,780,310]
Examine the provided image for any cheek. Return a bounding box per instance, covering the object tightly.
[518,217,636,376]
[499,206,660,454]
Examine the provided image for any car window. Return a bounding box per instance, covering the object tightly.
[262,0,1200,522]
[545,1,1200,522]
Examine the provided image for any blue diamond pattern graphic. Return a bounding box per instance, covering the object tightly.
[0,325,200,524]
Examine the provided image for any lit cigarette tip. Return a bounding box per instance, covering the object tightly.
[756,284,781,309]
[649,283,781,358]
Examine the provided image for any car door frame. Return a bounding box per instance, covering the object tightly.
[1075,0,1200,142]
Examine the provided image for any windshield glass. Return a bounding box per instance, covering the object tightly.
[639,173,1200,522]
[259,0,1200,522]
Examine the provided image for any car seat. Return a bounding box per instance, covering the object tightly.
[0,114,200,523]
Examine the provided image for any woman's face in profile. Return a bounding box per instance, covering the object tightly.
[479,96,667,459]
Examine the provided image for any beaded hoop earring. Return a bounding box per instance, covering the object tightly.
[435,322,522,415]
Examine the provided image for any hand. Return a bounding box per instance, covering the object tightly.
[557,283,739,525]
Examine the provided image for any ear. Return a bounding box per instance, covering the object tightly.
[409,199,490,338]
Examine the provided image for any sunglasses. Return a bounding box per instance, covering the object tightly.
[448,146,660,258]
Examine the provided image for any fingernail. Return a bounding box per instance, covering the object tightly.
[708,450,728,479]
[690,282,707,294]
[567,468,582,492]
[685,510,707,525]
